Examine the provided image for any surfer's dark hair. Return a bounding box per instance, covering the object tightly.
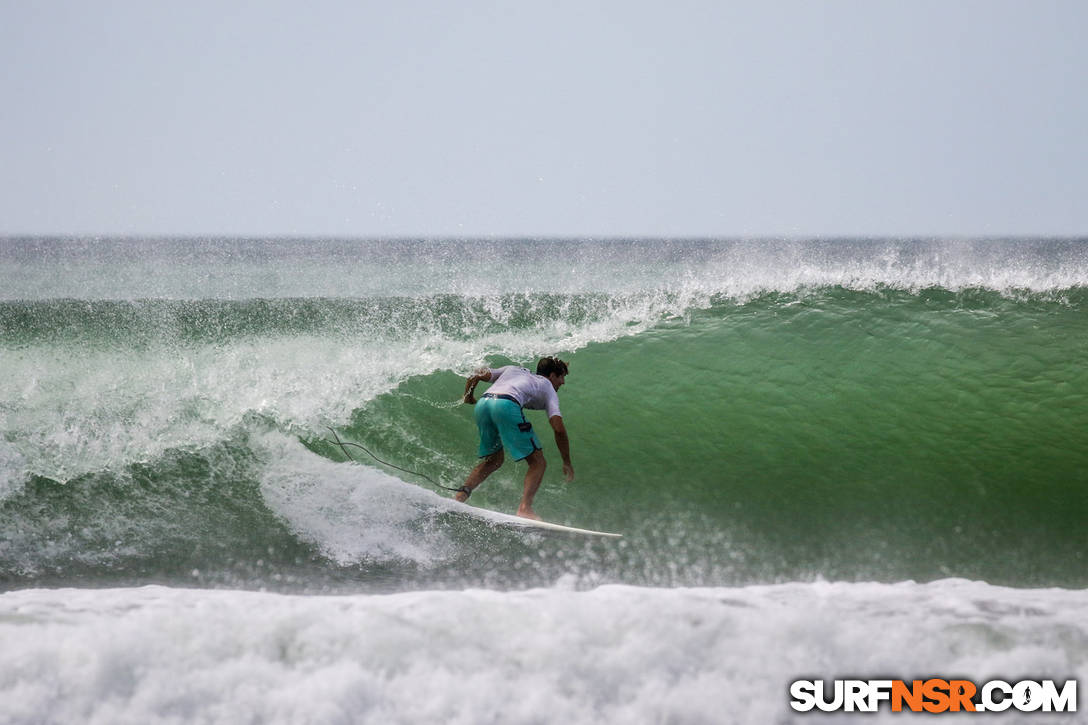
[536,357,568,377]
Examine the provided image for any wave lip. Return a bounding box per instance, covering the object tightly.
[2,237,1086,301]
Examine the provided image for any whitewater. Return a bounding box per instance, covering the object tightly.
[1,237,1086,723]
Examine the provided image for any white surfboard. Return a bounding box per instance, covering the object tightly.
[455,502,622,538]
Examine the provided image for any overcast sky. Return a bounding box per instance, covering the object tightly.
[2,1,1086,238]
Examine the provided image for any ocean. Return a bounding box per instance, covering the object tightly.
[1,237,1086,723]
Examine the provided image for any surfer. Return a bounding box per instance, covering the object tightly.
[457,357,574,519]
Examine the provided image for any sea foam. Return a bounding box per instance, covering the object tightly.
[1,579,1084,724]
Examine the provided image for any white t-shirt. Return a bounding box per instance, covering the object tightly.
[486,366,562,419]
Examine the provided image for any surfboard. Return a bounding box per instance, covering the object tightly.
[455,502,622,538]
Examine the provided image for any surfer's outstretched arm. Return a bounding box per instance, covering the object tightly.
[463,368,492,404]
[549,415,574,482]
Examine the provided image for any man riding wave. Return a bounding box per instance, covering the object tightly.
[457,357,574,519]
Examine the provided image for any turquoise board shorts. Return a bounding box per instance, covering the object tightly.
[475,395,542,461]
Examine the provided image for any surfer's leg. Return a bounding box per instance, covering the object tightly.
[460,399,506,502]
[457,450,504,502]
[516,449,545,520]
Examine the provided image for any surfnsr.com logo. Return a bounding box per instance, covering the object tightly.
[790,679,1077,714]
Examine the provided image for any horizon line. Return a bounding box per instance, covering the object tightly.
[3,233,1088,243]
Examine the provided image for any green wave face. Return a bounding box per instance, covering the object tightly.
[2,239,1087,591]
[347,288,1088,588]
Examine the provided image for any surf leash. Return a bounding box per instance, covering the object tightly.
[325,426,462,492]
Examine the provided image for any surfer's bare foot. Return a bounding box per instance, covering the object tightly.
[516,506,541,520]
